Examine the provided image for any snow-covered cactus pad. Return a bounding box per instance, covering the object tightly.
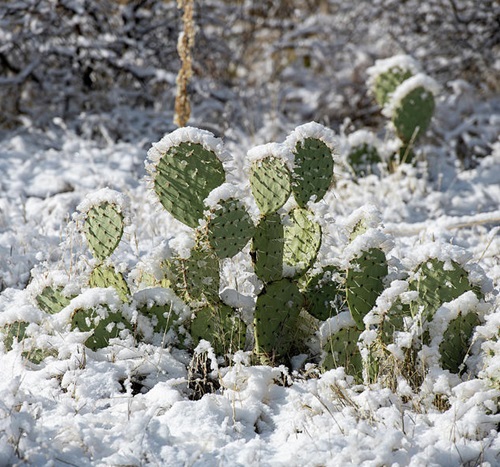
[251,212,285,283]
[89,264,130,303]
[205,196,255,259]
[69,289,132,351]
[367,54,421,107]
[388,75,438,144]
[248,144,292,215]
[283,208,322,278]
[167,246,220,304]
[346,247,388,330]
[285,123,336,207]
[321,312,363,382]
[36,286,73,314]
[254,278,304,361]
[190,302,246,355]
[303,266,345,321]
[147,127,227,229]
[345,130,383,177]
[78,189,128,262]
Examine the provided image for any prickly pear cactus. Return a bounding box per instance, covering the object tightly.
[392,83,435,144]
[283,208,322,278]
[367,55,421,107]
[250,154,291,215]
[303,266,346,321]
[253,278,304,362]
[409,258,482,324]
[70,292,132,351]
[36,286,73,314]
[286,123,335,207]
[347,142,382,177]
[346,247,388,330]
[251,212,285,283]
[1,321,28,351]
[205,197,255,259]
[83,201,125,262]
[190,302,246,355]
[89,264,130,303]
[321,312,363,382]
[147,129,227,229]
[167,246,220,303]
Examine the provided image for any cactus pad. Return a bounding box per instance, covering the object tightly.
[291,137,334,207]
[89,265,130,303]
[439,310,479,374]
[153,142,225,228]
[251,212,285,283]
[304,266,346,321]
[373,66,413,107]
[346,247,388,329]
[409,258,480,323]
[322,321,363,382]
[71,305,131,351]
[392,86,435,144]
[36,286,73,314]
[190,302,246,355]
[283,208,322,278]
[83,201,124,261]
[253,278,304,361]
[250,156,291,215]
[167,247,220,303]
[347,143,382,177]
[206,198,255,259]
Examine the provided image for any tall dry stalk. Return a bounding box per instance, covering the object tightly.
[174,0,195,127]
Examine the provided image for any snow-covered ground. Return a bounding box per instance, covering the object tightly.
[0,112,499,465]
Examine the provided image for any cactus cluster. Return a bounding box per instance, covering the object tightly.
[344,55,439,176]
[1,118,493,395]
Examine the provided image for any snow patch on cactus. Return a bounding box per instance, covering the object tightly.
[366,54,422,89]
[318,311,357,343]
[75,187,131,225]
[383,73,440,118]
[245,142,294,172]
[284,121,337,158]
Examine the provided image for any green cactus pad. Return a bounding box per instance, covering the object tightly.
[291,137,334,207]
[36,286,73,314]
[392,86,435,144]
[373,66,413,107]
[346,247,388,330]
[347,143,382,177]
[283,208,322,278]
[251,212,284,283]
[206,198,255,259]
[253,278,304,361]
[1,320,28,351]
[153,142,225,228]
[250,156,291,215]
[322,323,363,382]
[83,201,124,261]
[71,305,132,351]
[190,302,246,355]
[304,266,346,321]
[138,300,179,336]
[167,247,220,303]
[439,311,480,374]
[89,265,130,303]
[409,259,480,323]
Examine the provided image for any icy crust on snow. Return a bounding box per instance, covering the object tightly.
[203,182,258,221]
[74,187,131,224]
[342,228,393,266]
[366,54,422,88]
[383,73,440,118]
[284,121,337,156]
